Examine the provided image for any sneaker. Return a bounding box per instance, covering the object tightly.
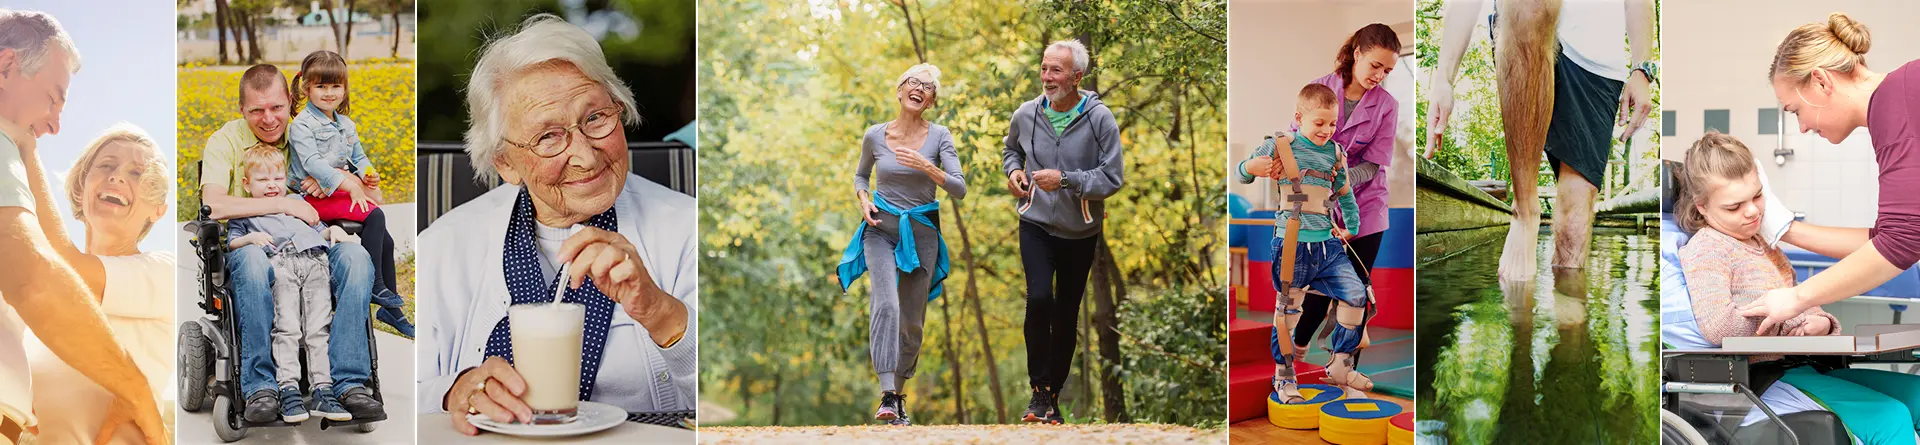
[278,386,309,423]
[874,392,900,421]
[309,384,352,421]
[879,392,911,426]
[336,386,386,419]
[1021,387,1049,423]
[1044,388,1065,425]
[242,389,279,424]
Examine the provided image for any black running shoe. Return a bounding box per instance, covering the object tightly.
[1044,387,1065,425]
[337,386,385,419]
[878,391,911,426]
[242,389,279,424]
[1021,386,1049,423]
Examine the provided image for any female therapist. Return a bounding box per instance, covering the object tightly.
[1742,13,1920,334]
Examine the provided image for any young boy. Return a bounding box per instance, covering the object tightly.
[1235,83,1371,401]
[228,143,359,423]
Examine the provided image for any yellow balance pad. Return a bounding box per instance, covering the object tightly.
[1266,384,1344,430]
[1319,398,1404,445]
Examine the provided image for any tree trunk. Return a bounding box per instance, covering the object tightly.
[389,2,401,58]
[940,295,967,423]
[214,0,231,64]
[342,0,357,59]
[953,202,1007,423]
[1090,239,1130,422]
[245,13,263,64]
[770,372,783,425]
[322,0,346,54]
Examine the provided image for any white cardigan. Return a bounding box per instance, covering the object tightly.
[416,174,698,414]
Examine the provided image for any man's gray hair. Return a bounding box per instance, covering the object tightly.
[463,13,640,182]
[1047,39,1088,75]
[0,9,79,76]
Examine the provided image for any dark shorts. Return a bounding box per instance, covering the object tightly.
[1544,46,1625,185]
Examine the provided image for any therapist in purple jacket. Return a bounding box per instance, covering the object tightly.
[1286,23,1399,353]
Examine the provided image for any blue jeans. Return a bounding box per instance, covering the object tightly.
[1268,238,1366,363]
[230,243,374,396]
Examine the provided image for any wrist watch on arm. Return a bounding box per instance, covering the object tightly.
[1631,60,1659,85]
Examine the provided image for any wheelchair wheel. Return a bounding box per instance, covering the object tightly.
[1661,409,1709,445]
[212,394,249,442]
[178,321,212,412]
[357,421,379,433]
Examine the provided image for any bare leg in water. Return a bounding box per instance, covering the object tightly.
[1494,0,1561,282]
[1552,164,1598,269]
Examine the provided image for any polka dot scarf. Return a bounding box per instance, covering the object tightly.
[484,188,619,402]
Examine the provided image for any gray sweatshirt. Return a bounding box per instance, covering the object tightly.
[1001,91,1126,239]
[855,122,968,208]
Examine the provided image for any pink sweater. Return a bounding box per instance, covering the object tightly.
[1679,228,1839,359]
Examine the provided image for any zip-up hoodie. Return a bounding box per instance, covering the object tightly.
[1001,91,1126,239]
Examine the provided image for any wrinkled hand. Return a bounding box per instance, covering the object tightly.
[1425,80,1456,158]
[559,227,684,341]
[447,357,531,436]
[1616,71,1654,141]
[1032,169,1063,192]
[1740,287,1807,336]
[1006,170,1031,198]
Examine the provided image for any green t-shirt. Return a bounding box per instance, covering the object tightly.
[199,118,281,198]
[1043,95,1089,135]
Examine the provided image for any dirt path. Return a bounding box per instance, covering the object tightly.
[699,424,1225,444]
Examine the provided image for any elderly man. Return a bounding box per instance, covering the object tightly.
[1002,38,1125,425]
[1426,0,1656,281]
[198,65,385,424]
[416,14,696,436]
[0,10,168,445]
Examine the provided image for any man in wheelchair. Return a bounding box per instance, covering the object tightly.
[191,65,396,426]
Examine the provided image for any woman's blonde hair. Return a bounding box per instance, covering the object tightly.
[1768,12,1871,85]
[1675,132,1757,235]
[895,63,941,96]
[65,123,166,238]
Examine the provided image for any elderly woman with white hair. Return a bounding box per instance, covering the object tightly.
[836,63,966,426]
[415,14,696,436]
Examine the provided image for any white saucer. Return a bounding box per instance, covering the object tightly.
[466,401,625,437]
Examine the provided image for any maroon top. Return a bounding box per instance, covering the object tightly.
[1869,60,1920,268]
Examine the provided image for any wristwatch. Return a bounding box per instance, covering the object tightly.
[1060,173,1073,190]
[1631,60,1659,85]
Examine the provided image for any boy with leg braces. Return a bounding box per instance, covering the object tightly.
[1235,84,1374,401]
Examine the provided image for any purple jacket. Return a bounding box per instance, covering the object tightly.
[1294,71,1397,237]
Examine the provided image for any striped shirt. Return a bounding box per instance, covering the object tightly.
[1236,133,1359,242]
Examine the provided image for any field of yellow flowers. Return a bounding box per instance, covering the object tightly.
[176,61,416,221]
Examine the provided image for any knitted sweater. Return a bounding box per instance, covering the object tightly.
[1678,228,1840,361]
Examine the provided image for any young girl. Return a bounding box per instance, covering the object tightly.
[1678,132,1920,444]
[1675,132,1837,344]
[288,50,413,338]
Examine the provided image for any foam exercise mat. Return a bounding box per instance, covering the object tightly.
[1319,398,1404,445]
[1266,384,1345,429]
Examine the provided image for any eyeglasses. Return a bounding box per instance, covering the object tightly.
[502,103,625,157]
[899,77,933,93]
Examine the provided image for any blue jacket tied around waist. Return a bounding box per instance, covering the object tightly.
[838,192,951,301]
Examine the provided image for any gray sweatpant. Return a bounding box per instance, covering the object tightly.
[862,210,939,392]
[270,249,333,388]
